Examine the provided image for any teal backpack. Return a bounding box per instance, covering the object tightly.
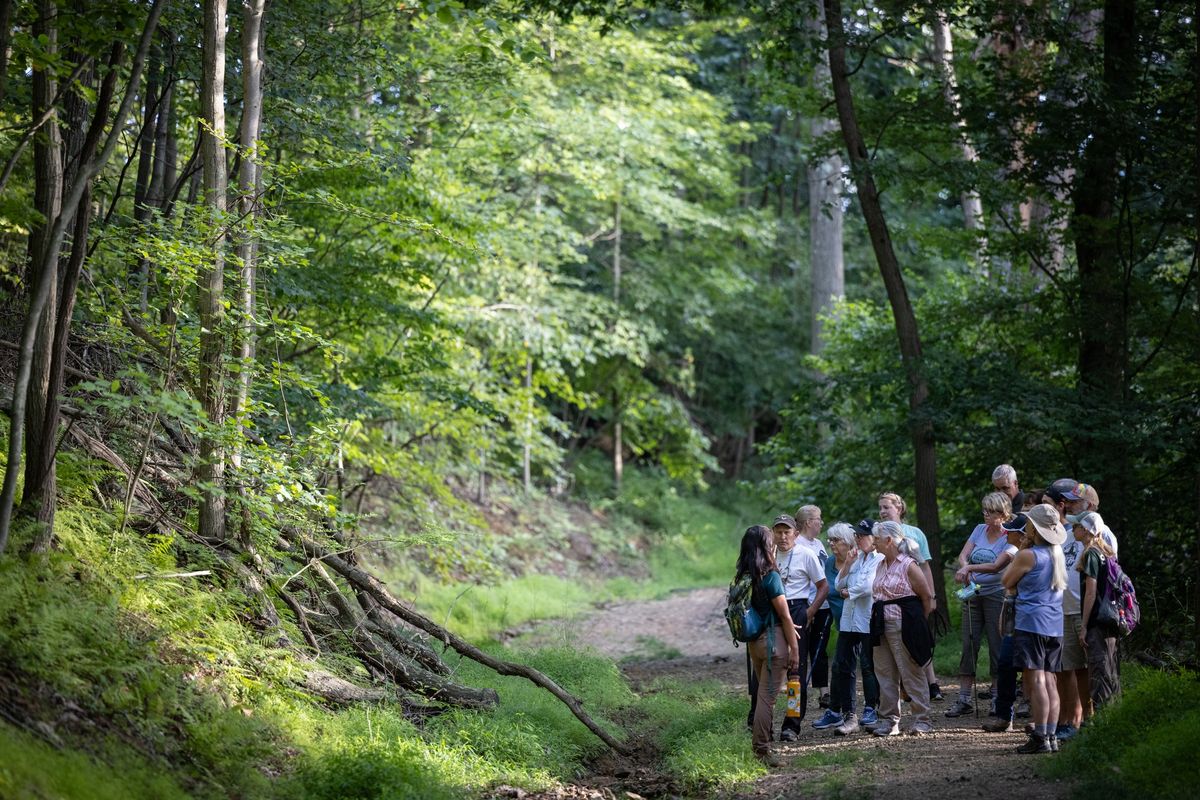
[725,573,769,645]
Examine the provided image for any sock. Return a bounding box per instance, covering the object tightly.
[958,688,971,703]
[1037,723,1051,737]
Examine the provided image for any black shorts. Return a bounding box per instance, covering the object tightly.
[1012,629,1063,672]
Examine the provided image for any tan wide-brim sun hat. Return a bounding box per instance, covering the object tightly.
[1026,503,1068,546]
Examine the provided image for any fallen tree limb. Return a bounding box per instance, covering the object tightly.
[292,534,632,755]
[303,669,387,705]
[307,558,496,709]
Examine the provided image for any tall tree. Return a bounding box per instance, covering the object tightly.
[821,0,944,607]
[1071,0,1137,524]
[929,8,987,268]
[197,0,227,542]
[231,0,266,542]
[807,8,844,355]
[0,0,166,555]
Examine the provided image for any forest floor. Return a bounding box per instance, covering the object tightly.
[511,588,1079,800]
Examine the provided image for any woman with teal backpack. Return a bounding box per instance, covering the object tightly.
[737,525,801,766]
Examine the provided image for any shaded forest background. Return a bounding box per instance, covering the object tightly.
[1,0,1199,795]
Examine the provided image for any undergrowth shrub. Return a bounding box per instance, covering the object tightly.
[1043,666,1200,798]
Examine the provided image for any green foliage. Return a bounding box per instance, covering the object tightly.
[640,676,764,790]
[0,726,192,800]
[1043,667,1200,799]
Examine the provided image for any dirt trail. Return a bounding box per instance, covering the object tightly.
[516,587,1078,800]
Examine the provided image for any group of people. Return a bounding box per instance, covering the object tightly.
[734,467,1122,766]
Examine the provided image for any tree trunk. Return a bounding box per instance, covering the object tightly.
[930,10,988,270]
[0,0,166,555]
[26,32,114,551]
[807,8,844,355]
[611,196,623,493]
[1071,0,1135,529]
[198,0,228,542]
[232,0,265,543]
[18,0,64,545]
[0,0,12,104]
[822,0,944,607]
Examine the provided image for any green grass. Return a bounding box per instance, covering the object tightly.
[0,725,193,800]
[1041,664,1200,799]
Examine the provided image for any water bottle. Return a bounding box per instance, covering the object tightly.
[956,581,979,601]
[785,671,802,717]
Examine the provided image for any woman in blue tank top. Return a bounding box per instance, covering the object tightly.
[1002,503,1068,755]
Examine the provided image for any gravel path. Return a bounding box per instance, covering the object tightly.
[517,587,1078,800]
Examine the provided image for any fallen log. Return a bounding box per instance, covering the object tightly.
[291,534,632,755]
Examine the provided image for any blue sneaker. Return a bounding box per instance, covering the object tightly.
[1055,724,1078,741]
[811,709,843,730]
[860,707,878,726]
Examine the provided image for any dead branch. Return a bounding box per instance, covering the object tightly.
[292,534,631,754]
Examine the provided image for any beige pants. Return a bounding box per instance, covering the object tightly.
[874,618,932,725]
[748,626,788,754]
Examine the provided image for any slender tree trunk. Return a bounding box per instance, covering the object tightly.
[231,0,265,543]
[0,0,166,555]
[132,43,160,303]
[611,196,622,493]
[807,8,844,355]
[197,0,228,542]
[930,10,988,270]
[0,0,13,104]
[822,0,944,608]
[19,0,64,543]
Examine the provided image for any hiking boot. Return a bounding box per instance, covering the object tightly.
[756,749,782,767]
[833,713,858,736]
[873,719,901,737]
[982,716,1014,733]
[818,692,831,708]
[905,720,934,735]
[1015,698,1031,718]
[811,709,843,730]
[944,699,974,718]
[929,683,944,701]
[1055,724,1078,742]
[1049,734,1060,753]
[1016,734,1052,754]
[860,707,878,726]
[1024,722,1036,734]
[977,687,994,700]
[779,728,798,743]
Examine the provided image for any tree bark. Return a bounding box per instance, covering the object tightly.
[0,0,168,555]
[930,10,988,270]
[807,8,844,354]
[18,0,64,546]
[232,0,266,543]
[822,0,944,607]
[611,196,623,493]
[198,0,228,542]
[1072,0,1135,528]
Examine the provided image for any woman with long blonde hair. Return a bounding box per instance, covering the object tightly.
[1002,503,1068,754]
[1073,512,1121,708]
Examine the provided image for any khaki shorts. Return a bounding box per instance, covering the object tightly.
[1059,613,1087,671]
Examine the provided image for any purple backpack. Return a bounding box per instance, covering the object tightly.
[1096,556,1140,637]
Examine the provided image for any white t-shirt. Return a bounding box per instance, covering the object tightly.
[798,536,830,608]
[777,544,825,604]
[1061,538,1083,614]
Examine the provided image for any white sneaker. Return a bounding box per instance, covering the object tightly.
[833,713,859,736]
[873,719,901,737]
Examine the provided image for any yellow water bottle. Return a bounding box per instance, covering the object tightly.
[785,671,802,718]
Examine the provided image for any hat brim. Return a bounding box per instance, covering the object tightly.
[1027,517,1067,546]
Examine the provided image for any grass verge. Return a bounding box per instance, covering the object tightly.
[1041,663,1200,799]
